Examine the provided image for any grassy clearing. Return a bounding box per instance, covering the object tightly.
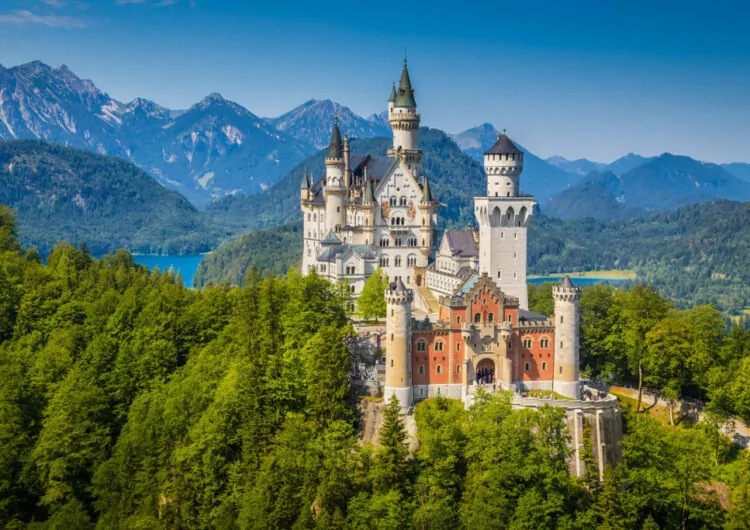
[611,390,674,425]
[528,269,636,280]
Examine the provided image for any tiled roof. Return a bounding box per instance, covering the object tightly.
[444,230,478,258]
[485,133,523,155]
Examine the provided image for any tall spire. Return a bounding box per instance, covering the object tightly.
[421,174,433,203]
[395,59,416,107]
[388,82,397,103]
[300,169,310,190]
[327,115,343,159]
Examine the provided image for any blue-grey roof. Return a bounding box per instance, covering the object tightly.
[485,133,523,155]
[444,230,477,258]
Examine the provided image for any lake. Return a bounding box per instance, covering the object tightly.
[528,276,631,286]
[132,255,205,288]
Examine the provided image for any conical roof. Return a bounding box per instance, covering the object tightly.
[321,229,341,246]
[300,170,310,190]
[394,60,416,107]
[421,175,433,203]
[327,117,343,159]
[561,276,574,289]
[388,83,397,103]
[393,277,407,293]
[485,132,523,155]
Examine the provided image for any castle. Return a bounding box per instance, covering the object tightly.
[301,61,622,476]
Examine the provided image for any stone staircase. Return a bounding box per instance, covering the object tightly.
[416,284,440,316]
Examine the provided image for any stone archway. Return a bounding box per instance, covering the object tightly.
[475,358,496,385]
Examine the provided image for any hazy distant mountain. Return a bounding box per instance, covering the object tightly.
[451,123,582,202]
[602,153,652,176]
[723,162,750,183]
[268,99,391,150]
[546,155,605,176]
[0,61,313,205]
[544,154,750,220]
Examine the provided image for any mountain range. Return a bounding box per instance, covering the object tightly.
[544,154,750,220]
[0,140,220,255]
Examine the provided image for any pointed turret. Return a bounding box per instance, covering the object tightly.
[561,275,574,289]
[388,82,397,103]
[300,170,310,190]
[327,116,343,159]
[392,277,408,293]
[421,174,433,203]
[395,59,417,108]
[321,229,342,246]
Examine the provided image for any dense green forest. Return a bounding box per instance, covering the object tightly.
[1,206,749,528]
[0,141,223,256]
[195,201,749,316]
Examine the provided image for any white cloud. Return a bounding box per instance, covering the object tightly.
[40,0,89,8]
[116,0,182,5]
[0,9,86,28]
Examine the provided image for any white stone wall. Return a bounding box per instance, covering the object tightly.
[475,198,535,309]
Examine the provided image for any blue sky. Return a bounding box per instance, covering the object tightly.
[1,0,749,163]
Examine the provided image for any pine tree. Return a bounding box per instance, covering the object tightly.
[371,395,411,494]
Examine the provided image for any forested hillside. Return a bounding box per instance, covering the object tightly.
[1,207,748,528]
[0,140,222,255]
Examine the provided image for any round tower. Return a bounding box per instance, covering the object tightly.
[384,278,414,409]
[325,117,346,233]
[484,132,524,198]
[388,59,422,175]
[553,276,582,399]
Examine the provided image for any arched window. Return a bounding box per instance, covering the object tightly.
[541,362,547,371]
[474,313,481,323]
[488,313,494,323]
[395,256,402,267]
[390,197,397,206]
[418,365,425,375]
[436,365,442,374]
[560,315,564,324]
[524,362,530,372]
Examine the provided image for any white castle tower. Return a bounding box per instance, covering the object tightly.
[324,117,346,234]
[384,278,413,409]
[474,132,536,309]
[388,58,422,176]
[553,277,582,399]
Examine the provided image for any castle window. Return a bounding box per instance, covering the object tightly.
[435,341,444,352]
[560,315,564,324]
[390,359,394,367]
[560,341,564,349]
[488,313,494,323]
[497,270,502,279]
[457,316,461,324]
[436,365,442,374]
[391,334,394,341]
[407,276,410,284]
[307,213,311,221]
[395,256,402,267]
[418,365,425,375]
[351,285,355,294]
[560,366,563,374]
[474,313,481,323]
[508,314,512,323]
[542,362,547,371]
[523,338,532,349]
[500,232,504,239]
[513,272,517,279]
[391,309,394,317]
[337,206,340,213]
[417,341,427,352]
[400,196,407,206]
[390,197,397,206]
[540,338,549,348]
[456,342,461,351]
[524,362,530,372]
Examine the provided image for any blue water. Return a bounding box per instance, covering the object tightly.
[528,276,631,286]
[132,255,205,288]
